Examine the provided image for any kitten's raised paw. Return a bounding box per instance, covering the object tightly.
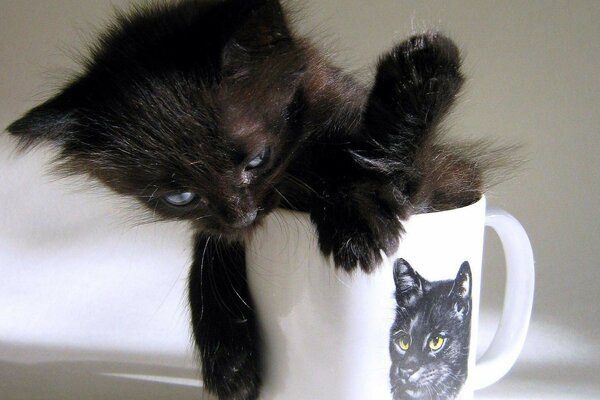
[389,31,461,82]
[364,31,465,159]
[373,31,464,119]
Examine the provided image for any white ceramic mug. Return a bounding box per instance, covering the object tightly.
[246,196,534,400]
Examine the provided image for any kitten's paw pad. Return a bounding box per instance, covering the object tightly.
[204,348,260,400]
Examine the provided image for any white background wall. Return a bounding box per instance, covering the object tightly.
[1,0,599,398]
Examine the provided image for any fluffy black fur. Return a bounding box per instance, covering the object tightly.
[6,1,485,399]
[390,259,472,400]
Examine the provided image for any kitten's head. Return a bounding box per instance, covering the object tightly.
[7,0,308,238]
[390,259,472,399]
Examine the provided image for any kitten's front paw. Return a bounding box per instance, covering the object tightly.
[331,228,399,273]
[189,235,260,400]
[203,343,260,400]
[313,195,404,273]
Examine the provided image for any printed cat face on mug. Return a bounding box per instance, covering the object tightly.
[390,259,472,400]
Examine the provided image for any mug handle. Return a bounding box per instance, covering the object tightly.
[472,207,535,390]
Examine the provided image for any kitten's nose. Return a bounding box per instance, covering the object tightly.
[230,209,258,229]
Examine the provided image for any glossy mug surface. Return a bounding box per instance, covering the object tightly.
[246,197,534,399]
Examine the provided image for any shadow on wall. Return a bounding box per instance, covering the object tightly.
[478,362,600,399]
[476,310,600,399]
[0,354,212,400]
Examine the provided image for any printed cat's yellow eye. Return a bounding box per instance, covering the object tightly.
[429,336,446,351]
[398,336,411,351]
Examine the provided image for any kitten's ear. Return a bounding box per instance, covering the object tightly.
[393,258,424,307]
[222,0,292,71]
[229,0,290,49]
[6,94,78,151]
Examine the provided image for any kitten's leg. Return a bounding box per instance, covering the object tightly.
[188,233,260,400]
[313,33,465,273]
[363,31,464,197]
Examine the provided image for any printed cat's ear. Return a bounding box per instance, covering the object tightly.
[450,261,472,318]
[393,258,424,308]
[451,261,472,299]
[7,93,78,151]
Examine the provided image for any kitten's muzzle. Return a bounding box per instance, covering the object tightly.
[229,209,258,229]
[220,192,260,229]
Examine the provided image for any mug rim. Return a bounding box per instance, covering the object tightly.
[411,195,486,218]
[269,195,486,221]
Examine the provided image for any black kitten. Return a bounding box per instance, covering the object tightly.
[390,259,472,400]
[7,1,473,399]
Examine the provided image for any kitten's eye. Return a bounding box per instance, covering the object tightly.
[429,335,446,352]
[398,335,411,351]
[163,192,197,207]
[245,147,270,170]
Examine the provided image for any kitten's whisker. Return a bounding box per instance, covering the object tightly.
[207,243,230,316]
[290,210,307,235]
[193,214,213,221]
[284,174,321,198]
[149,185,159,201]
[273,210,294,244]
[270,184,296,209]
[199,236,210,322]
[214,238,251,319]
